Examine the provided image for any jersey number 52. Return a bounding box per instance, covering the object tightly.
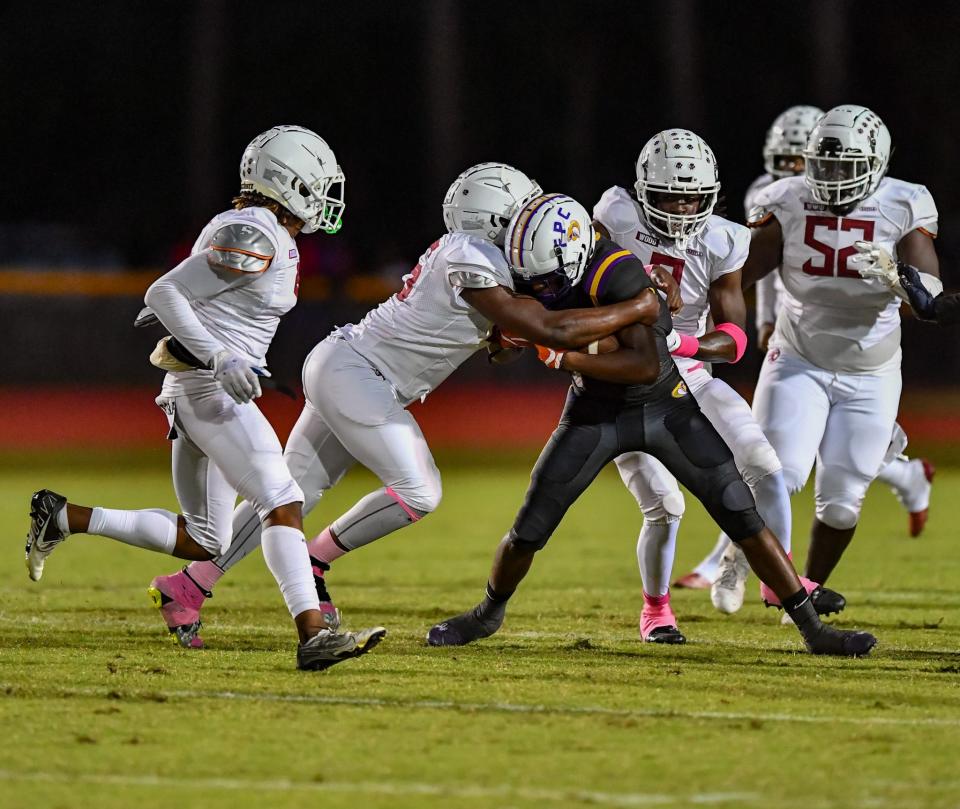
[802,216,875,278]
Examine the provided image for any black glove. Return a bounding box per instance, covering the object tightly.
[896,261,938,321]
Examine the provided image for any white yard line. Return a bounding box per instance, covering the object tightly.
[5,684,960,728]
[0,769,757,807]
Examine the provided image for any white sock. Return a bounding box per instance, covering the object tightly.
[57,506,70,536]
[751,469,792,554]
[261,525,320,620]
[875,456,913,494]
[86,507,177,554]
[636,521,679,597]
[694,534,729,581]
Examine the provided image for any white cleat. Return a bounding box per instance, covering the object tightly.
[711,542,750,614]
[25,489,69,582]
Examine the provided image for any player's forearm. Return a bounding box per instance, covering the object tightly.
[536,289,661,348]
[692,331,737,363]
[144,278,224,365]
[561,349,660,384]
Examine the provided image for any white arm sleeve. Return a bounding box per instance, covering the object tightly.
[755,272,779,327]
[143,251,236,365]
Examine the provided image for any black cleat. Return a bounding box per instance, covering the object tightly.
[427,604,504,647]
[644,625,687,645]
[810,586,846,616]
[806,625,877,657]
[25,489,68,582]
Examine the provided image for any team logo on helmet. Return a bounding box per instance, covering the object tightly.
[567,220,581,242]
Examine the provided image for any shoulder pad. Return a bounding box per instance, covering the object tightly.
[746,205,775,228]
[593,186,640,236]
[448,269,503,289]
[207,223,276,273]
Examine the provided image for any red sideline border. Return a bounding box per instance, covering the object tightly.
[2,385,958,450]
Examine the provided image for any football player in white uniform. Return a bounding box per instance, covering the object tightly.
[676,105,935,596]
[24,126,389,670]
[141,163,666,648]
[592,129,842,641]
[742,105,939,588]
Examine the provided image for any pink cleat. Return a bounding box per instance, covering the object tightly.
[640,592,686,644]
[671,571,713,590]
[760,577,846,616]
[147,568,209,649]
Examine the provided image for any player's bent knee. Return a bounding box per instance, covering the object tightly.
[716,478,765,542]
[642,490,685,523]
[739,443,782,486]
[816,502,859,530]
[390,480,442,516]
[508,531,549,553]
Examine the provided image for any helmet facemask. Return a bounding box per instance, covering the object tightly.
[638,186,717,251]
[804,138,877,215]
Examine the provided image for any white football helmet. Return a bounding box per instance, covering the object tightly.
[763,105,824,177]
[803,105,891,213]
[504,193,595,303]
[635,129,720,249]
[443,162,542,244]
[239,125,345,234]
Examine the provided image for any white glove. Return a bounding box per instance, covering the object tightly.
[849,240,898,287]
[211,350,267,404]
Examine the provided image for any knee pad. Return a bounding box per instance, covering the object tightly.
[816,502,859,530]
[642,490,685,524]
[508,530,549,553]
[391,478,442,515]
[738,442,782,488]
[717,477,765,542]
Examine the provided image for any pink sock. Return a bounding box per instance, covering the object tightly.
[643,591,671,611]
[306,526,348,565]
[186,560,224,592]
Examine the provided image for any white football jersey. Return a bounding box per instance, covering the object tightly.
[159,206,300,397]
[752,176,938,372]
[593,185,749,339]
[339,232,514,403]
[745,174,785,327]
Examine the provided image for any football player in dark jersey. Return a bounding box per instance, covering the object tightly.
[428,194,877,657]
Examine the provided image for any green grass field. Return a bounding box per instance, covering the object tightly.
[2,449,960,809]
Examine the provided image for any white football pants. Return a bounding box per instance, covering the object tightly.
[752,347,902,529]
[160,387,304,556]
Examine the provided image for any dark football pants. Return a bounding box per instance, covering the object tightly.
[509,386,765,550]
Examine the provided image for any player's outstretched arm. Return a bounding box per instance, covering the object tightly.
[462,286,661,350]
[739,216,783,289]
[556,323,660,384]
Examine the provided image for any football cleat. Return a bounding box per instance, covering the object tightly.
[761,582,847,616]
[711,544,749,614]
[671,571,713,590]
[640,593,686,644]
[806,625,877,657]
[147,569,209,649]
[25,489,68,582]
[310,557,341,631]
[426,604,505,647]
[296,625,387,671]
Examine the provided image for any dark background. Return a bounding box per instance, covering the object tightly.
[3,0,960,387]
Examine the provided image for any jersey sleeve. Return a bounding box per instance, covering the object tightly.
[906,185,938,238]
[703,220,750,280]
[747,176,793,229]
[592,252,654,306]
[444,237,514,290]
[593,186,640,240]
